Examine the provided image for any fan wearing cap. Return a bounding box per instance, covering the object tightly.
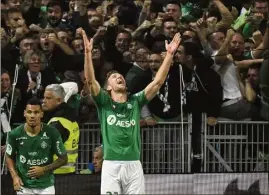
[42,83,80,175]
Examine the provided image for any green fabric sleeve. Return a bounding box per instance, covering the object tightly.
[242,22,254,38]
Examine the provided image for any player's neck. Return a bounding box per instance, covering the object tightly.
[25,123,42,136]
[111,91,127,103]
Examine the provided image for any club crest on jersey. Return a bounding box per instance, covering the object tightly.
[41,132,49,139]
[127,103,132,109]
[41,141,48,149]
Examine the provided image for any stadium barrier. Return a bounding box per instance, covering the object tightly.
[78,117,192,174]
[78,118,268,173]
[2,172,268,195]
[2,118,269,174]
[203,118,269,172]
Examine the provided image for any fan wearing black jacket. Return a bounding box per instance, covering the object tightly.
[175,41,223,172]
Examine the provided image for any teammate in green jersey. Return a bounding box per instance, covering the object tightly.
[5,98,67,195]
[79,28,181,194]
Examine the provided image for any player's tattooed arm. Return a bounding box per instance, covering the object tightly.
[43,154,68,173]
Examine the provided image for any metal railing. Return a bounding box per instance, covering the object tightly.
[78,116,192,174]
[1,118,268,174]
[78,117,269,173]
[203,117,269,172]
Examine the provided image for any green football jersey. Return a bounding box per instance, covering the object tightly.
[92,89,149,161]
[6,123,66,188]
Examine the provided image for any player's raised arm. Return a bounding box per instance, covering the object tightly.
[144,33,181,101]
[80,28,101,96]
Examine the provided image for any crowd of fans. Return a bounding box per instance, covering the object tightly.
[1,0,269,129]
[0,0,269,176]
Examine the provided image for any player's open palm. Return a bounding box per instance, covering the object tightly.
[165,33,181,54]
[13,175,24,191]
[27,166,45,178]
[80,28,93,53]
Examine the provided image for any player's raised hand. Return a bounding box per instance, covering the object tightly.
[27,166,45,178]
[13,175,24,191]
[165,33,181,54]
[79,28,93,54]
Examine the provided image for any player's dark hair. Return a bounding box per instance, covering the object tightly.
[103,70,120,90]
[26,98,42,108]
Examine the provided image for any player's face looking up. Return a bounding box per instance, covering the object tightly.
[106,73,126,92]
[24,105,43,128]
[42,90,62,111]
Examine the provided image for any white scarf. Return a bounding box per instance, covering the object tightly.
[154,75,171,113]
[0,97,11,133]
[181,66,208,105]
[27,71,41,95]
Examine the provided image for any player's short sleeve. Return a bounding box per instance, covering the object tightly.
[6,131,16,158]
[91,88,111,107]
[133,90,149,108]
[50,127,67,157]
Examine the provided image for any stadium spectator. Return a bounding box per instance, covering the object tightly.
[1,0,269,179]
[42,84,80,175]
[165,1,182,23]
[92,146,103,174]
[260,50,269,121]
[1,69,21,164]
[237,63,263,120]
[1,69,21,124]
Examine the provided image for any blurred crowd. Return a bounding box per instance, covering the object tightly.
[1,0,269,132]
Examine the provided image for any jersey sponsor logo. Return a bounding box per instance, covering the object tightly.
[115,119,136,127]
[107,115,136,127]
[6,144,12,155]
[28,152,38,156]
[20,155,26,163]
[41,141,48,149]
[107,115,117,125]
[16,137,27,140]
[27,157,48,166]
[20,141,24,146]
